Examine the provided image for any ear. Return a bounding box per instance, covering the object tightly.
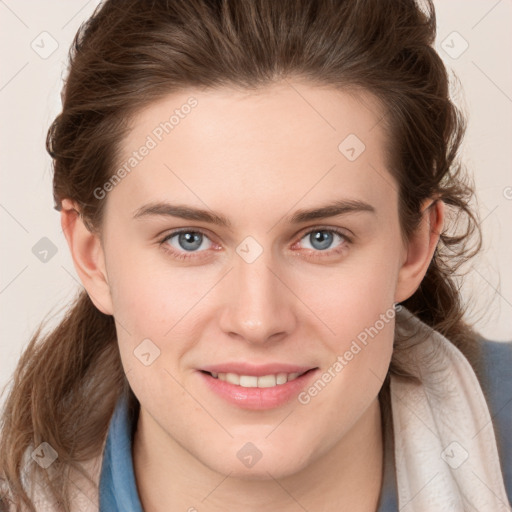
[60,198,114,315]
[394,199,445,303]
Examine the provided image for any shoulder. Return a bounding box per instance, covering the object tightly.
[476,338,512,501]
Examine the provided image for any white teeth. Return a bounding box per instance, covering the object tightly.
[212,371,305,388]
[276,373,288,385]
[257,374,276,388]
[240,375,258,387]
[225,372,239,385]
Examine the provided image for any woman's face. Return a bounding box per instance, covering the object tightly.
[96,82,414,478]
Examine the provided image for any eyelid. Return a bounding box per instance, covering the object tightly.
[158,227,218,246]
[295,224,354,244]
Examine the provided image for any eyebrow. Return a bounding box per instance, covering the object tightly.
[132,199,375,227]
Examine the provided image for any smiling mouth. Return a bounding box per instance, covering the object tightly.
[199,368,317,388]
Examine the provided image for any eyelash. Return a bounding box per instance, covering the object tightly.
[158,227,353,262]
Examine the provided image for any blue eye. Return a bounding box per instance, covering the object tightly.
[160,230,214,260]
[294,228,350,259]
[159,227,351,261]
[302,230,339,251]
[173,231,207,251]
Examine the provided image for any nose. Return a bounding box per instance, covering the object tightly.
[218,252,297,345]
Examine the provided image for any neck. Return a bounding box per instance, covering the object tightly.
[133,398,384,512]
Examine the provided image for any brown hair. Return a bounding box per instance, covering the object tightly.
[0,0,482,509]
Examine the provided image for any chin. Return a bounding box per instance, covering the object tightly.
[201,443,312,481]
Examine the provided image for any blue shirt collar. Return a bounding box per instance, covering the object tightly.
[99,391,144,512]
[99,392,398,511]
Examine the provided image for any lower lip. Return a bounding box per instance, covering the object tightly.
[197,369,319,410]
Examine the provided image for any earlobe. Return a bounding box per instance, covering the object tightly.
[60,198,114,315]
[394,199,445,303]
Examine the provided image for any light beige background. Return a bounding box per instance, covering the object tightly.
[1,1,511,404]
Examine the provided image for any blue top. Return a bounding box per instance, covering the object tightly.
[98,340,512,511]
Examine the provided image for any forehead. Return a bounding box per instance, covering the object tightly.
[107,82,396,222]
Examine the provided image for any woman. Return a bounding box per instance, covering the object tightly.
[0,0,510,511]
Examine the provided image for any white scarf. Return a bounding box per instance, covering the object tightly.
[390,308,510,511]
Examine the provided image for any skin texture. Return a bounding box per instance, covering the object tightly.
[61,81,444,511]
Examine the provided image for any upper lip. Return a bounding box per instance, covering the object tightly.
[199,362,317,376]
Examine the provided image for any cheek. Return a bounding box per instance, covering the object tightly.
[297,302,396,438]
[108,261,195,402]
[106,246,221,378]
[300,245,401,341]
[294,240,399,396]
[107,245,199,333]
